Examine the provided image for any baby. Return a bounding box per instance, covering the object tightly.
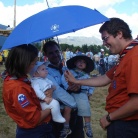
[29,61,65,123]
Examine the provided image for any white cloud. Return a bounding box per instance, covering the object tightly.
[0,0,137,39]
[0,2,13,27]
[104,8,138,38]
[59,0,124,9]
[0,1,47,27]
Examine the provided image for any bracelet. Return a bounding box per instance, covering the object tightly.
[106,114,112,122]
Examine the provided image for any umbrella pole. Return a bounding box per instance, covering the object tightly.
[55,36,66,66]
[13,0,16,28]
[41,40,46,61]
[46,0,49,8]
[56,36,59,45]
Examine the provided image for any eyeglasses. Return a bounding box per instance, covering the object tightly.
[102,36,109,42]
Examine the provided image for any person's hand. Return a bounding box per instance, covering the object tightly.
[44,97,52,104]
[45,88,53,98]
[68,83,81,92]
[100,115,111,130]
[64,70,77,84]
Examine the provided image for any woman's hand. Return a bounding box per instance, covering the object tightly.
[45,88,53,98]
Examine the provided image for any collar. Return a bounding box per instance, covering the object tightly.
[4,74,31,84]
[114,40,138,74]
[74,68,86,77]
[48,63,63,75]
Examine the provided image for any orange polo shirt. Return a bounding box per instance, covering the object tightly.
[106,45,138,120]
[2,79,51,128]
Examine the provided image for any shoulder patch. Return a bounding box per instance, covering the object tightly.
[18,94,30,108]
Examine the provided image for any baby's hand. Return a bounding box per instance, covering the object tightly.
[44,97,52,104]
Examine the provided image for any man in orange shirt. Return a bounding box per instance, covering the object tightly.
[65,18,138,138]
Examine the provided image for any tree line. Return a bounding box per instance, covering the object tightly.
[0,42,109,55]
[60,43,109,54]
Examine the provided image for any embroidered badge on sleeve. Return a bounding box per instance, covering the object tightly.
[112,80,116,89]
[18,94,30,108]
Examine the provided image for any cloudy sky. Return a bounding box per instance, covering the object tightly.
[0,0,138,39]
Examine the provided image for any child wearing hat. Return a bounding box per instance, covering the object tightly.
[61,54,95,138]
[29,61,65,123]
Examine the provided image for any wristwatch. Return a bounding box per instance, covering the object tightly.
[106,114,112,122]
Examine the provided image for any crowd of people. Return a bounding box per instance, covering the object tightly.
[1,17,138,138]
[60,47,119,76]
[0,50,9,65]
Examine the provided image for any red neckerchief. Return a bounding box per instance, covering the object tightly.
[114,40,138,74]
[5,74,31,85]
[48,63,63,75]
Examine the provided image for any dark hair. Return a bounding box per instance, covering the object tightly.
[43,40,60,54]
[99,18,132,39]
[100,55,104,58]
[5,44,38,78]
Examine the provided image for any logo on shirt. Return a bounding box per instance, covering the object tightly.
[51,24,59,32]
[112,80,116,89]
[18,94,29,108]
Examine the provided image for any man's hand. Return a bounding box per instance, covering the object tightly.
[64,70,80,92]
[45,88,54,98]
[100,114,111,130]
[64,70,77,84]
[68,82,81,92]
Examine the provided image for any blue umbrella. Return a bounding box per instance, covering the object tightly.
[2,5,109,50]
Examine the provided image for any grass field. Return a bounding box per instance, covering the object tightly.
[0,65,108,138]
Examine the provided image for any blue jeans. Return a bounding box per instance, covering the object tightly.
[52,109,84,138]
[16,122,55,138]
[71,92,91,116]
[107,120,138,138]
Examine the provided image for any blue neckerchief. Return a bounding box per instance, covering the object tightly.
[73,68,87,78]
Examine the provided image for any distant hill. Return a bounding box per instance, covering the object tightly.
[0,24,7,47]
[58,36,102,47]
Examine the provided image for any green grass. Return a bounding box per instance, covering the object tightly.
[0,65,108,138]
[0,65,16,138]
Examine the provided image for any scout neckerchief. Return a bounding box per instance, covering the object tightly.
[4,72,31,85]
[73,68,90,92]
[114,40,138,74]
[48,63,63,75]
[73,68,87,78]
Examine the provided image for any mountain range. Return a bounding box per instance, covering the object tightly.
[58,36,102,47]
[0,24,7,47]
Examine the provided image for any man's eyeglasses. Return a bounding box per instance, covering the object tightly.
[102,36,109,42]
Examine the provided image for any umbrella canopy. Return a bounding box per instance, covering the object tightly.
[2,5,109,50]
